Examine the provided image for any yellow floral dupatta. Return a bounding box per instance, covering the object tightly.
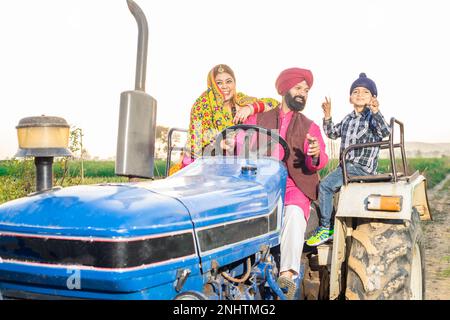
[169,68,278,175]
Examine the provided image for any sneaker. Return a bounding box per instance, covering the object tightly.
[305,226,334,246]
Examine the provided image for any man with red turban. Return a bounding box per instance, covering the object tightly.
[242,67,329,299]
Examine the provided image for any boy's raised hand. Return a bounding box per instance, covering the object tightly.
[322,97,332,120]
[369,97,379,114]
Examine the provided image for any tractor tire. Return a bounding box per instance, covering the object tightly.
[345,208,425,300]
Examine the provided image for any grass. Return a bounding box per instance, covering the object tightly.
[441,268,450,278]
[319,157,450,189]
[440,257,450,278]
[444,178,450,190]
[0,159,167,178]
[0,159,166,204]
[396,158,450,188]
[0,175,130,204]
[1,157,449,205]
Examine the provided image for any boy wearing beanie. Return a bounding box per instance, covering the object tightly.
[306,73,391,246]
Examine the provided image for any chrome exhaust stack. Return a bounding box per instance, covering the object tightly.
[115,0,157,179]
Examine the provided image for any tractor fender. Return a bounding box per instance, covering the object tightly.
[335,172,432,221]
[329,172,431,299]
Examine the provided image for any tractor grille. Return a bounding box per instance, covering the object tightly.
[0,231,196,269]
[197,204,278,252]
[1,288,80,300]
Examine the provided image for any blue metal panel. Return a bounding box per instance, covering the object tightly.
[0,185,192,237]
[0,269,205,300]
[143,157,288,272]
[0,184,200,296]
[0,255,201,294]
[198,233,280,272]
[145,157,286,228]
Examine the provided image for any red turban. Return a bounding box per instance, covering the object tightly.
[275,68,314,96]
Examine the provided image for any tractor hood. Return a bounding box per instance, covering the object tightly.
[0,185,198,274]
[139,157,285,228]
[0,157,287,296]
[0,158,286,240]
[137,157,287,258]
[0,184,192,237]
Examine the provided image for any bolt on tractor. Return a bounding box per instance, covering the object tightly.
[0,0,431,300]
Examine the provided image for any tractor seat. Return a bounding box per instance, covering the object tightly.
[348,172,405,183]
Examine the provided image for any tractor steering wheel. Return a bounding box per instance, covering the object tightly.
[214,124,290,163]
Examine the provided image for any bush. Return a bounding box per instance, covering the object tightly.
[0,159,36,203]
[318,157,450,189]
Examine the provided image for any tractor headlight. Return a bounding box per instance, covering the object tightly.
[367,194,403,212]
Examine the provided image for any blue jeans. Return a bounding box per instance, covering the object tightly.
[319,162,368,228]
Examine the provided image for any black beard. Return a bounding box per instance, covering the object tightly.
[285,92,306,112]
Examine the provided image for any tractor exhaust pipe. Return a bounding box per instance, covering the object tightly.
[115,0,157,179]
[127,0,148,92]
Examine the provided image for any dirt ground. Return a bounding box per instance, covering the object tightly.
[424,174,450,300]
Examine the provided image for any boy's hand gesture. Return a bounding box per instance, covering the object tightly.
[369,97,379,114]
[322,97,332,120]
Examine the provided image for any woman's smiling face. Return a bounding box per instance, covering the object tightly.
[215,72,236,102]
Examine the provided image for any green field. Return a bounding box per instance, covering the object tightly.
[1,157,449,204]
[0,159,166,204]
[0,159,167,179]
[319,157,450,188]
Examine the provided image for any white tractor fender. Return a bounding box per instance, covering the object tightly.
[335,172,432,221]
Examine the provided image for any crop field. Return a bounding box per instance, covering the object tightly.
[0,159,165,204]
[320,157,450,187]
[0,157,449,205]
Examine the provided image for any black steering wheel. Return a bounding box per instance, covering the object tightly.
[214,124,290,163]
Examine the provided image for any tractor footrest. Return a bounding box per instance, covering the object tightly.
[317,243,333,266]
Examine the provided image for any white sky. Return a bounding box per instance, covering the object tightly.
[1,0,449,159]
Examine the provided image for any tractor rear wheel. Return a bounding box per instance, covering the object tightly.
[345,208,425,300]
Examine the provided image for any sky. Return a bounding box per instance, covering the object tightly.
[0,0,449,160]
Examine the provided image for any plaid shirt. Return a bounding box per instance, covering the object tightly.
[324,107,391,174]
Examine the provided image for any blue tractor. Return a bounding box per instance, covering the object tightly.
[0,140,293,300]
[0,0,298,300]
